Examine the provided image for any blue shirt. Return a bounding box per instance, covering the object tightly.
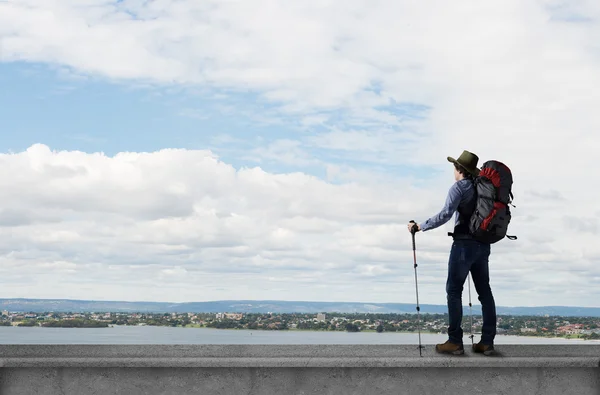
[420,179,476,232]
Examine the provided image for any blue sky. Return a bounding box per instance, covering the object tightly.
[0,61,436,182]
[0,62,298,167]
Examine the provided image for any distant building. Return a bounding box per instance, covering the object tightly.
[317,313,326,321]
[215,313,243,320]
[556,324,583,335]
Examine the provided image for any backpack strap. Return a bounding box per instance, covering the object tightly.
[451,232,517,241]
[509,191,516,207]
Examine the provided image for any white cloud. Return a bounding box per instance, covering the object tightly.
[1,0,600,306]
[0,144,428,301]
[243,139,321,167]
[0,144,598,307]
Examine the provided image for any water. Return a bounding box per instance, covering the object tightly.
[0,326,597,344]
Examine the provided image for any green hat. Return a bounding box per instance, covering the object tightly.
[447,150,480,177]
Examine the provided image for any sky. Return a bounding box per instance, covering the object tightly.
[0,0,599,307]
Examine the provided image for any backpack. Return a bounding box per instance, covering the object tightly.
[468,160,517,244]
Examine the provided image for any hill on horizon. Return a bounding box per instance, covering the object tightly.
[1,298,599,317]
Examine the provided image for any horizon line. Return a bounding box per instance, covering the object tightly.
[1,297,599,309]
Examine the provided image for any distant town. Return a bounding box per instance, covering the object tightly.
[2,310,600,340]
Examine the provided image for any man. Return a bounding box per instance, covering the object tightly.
[408,150,496,356]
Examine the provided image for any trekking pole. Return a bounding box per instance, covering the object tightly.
[467,273,474,346]
[409,220,424,356]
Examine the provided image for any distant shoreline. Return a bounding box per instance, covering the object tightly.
[1,298,600,317]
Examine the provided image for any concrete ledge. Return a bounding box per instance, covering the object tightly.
[1,345,599,394]
[1,344,599,367]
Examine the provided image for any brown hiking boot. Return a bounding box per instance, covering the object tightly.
[435,340,464,355]
[472,342,495,356]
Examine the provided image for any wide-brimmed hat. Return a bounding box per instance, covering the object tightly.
[447,150,480,176]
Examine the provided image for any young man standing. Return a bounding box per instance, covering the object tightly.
[407,150,496,356]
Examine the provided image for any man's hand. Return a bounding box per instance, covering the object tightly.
[408,222,420,233]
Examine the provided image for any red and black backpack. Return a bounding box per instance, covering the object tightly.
[469,160,517,244]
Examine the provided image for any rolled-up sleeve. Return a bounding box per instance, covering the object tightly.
[419,183,462,231]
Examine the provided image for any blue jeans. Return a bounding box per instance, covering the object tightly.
[446,239,496,345]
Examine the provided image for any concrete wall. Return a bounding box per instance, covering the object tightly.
[1,344,599,394]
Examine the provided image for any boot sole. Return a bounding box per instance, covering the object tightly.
[473,348,495,356]
[436,348,465,355]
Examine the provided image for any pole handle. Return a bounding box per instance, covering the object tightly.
[409,220,417,251]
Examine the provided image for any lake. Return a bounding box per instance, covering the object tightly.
[0,326,597,344]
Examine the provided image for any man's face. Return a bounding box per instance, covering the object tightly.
[454,167,460,181]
